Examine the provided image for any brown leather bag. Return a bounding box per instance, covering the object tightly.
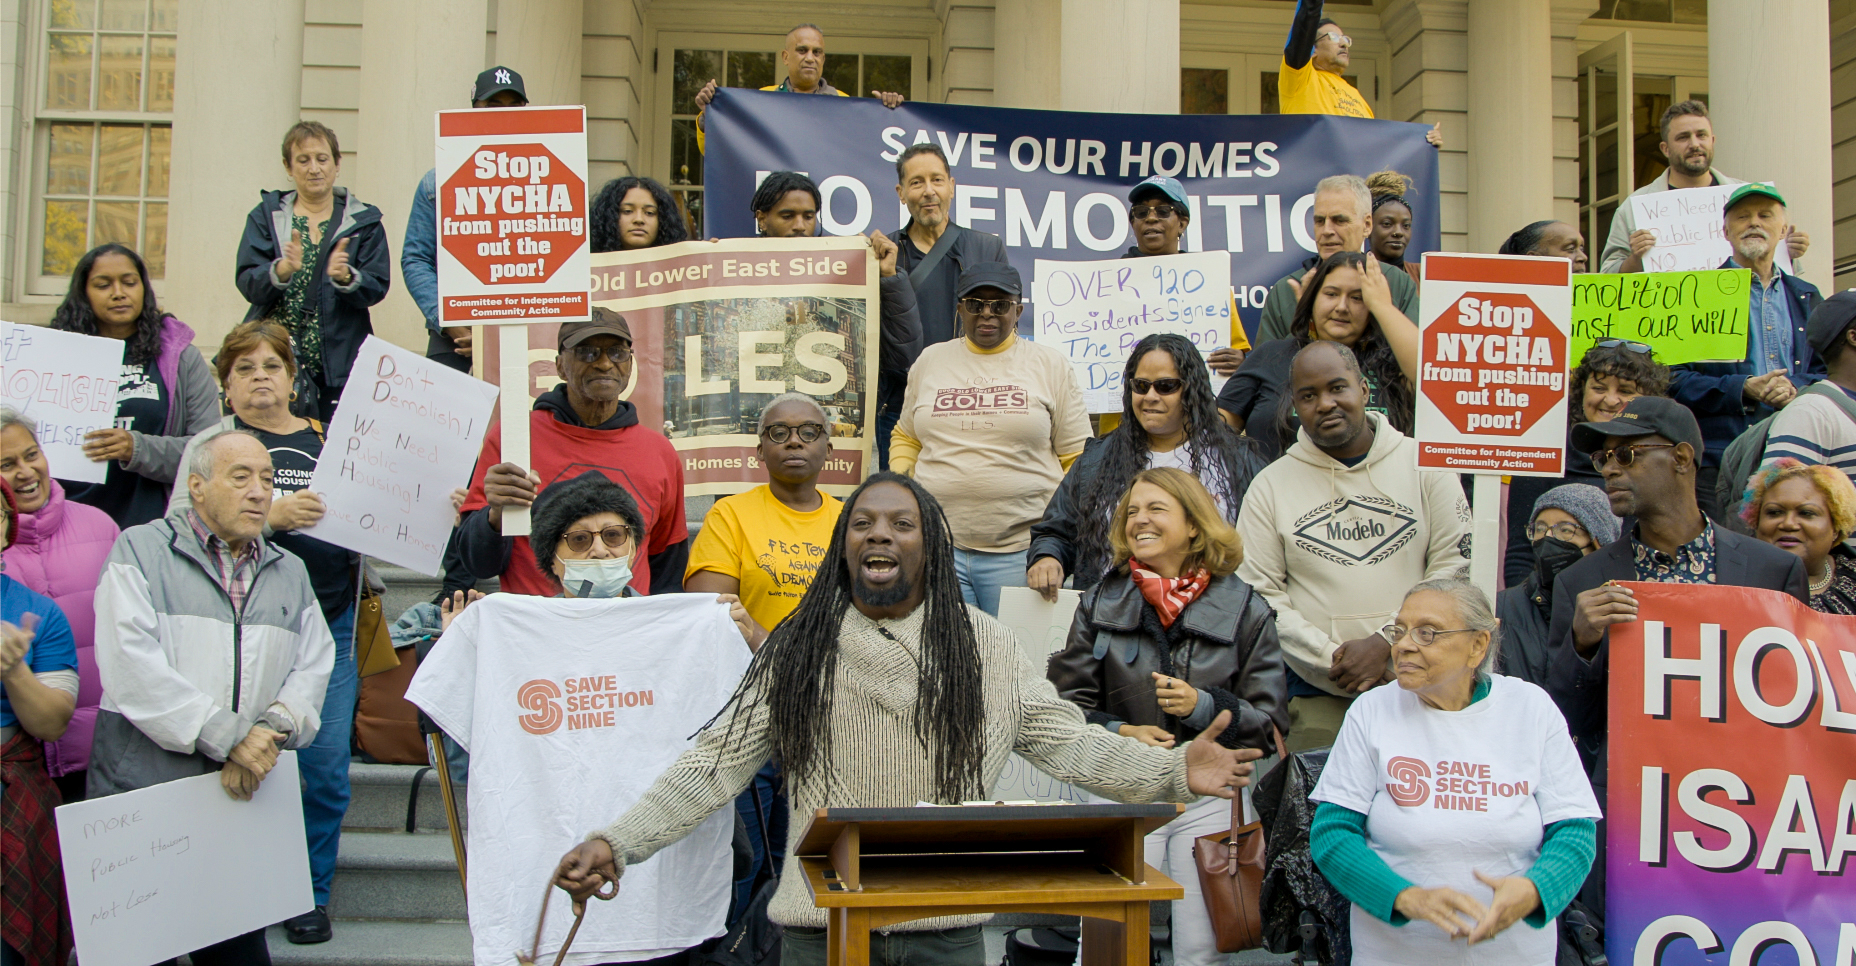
[353,644,428,764]
[1192,726,1286,952]
[354,561,400,678]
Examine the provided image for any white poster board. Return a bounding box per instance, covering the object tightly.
[0,321,125,484]
[1032,251,1231,413]
[989,587,1086,804]
[56,752,312,966]
[306,336,499,574]
[1628,183,1796,275]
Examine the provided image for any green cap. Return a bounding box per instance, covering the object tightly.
[1724,182,1785,211]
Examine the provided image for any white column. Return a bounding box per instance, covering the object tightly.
[1465,0,1554,253]
[1709,0,1833,293]
[1060,0,1178,114]
[993,0,1061,110]
[354,0,489,354]
[495,0,583,108]
[163,0,304,353]
[1382,0,1469,252]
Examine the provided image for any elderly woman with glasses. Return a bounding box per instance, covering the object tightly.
[1310,578,1600,965]
[1743,458,1856,614]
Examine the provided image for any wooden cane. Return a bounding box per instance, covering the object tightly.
[429,732,469,893]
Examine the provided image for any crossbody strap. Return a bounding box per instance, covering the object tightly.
[907,223,961,290]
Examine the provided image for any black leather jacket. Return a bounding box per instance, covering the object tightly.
[1048,570,1289,752]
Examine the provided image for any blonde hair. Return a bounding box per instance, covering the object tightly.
[1109,467,1242,576]
[1366,170,1414,199]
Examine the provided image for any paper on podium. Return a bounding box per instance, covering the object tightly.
[55,751,313,966]
[992,586,1087,804]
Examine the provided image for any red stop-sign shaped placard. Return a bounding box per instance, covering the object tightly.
[440,142,587,287]
[1420,291,1565,437]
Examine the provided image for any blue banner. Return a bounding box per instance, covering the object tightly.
[704,89,1440,342]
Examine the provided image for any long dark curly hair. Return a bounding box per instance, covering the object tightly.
[590,176,689,252]
[51,244,168,366]
[1072,334,1265,585]
[1285,251,1415,440]
[702,472,985,804]
[1569,341,1671,421]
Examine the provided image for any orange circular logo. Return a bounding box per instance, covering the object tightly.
[516,679,564,735]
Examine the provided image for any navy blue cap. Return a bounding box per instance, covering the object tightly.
[1570,395,1703,456]
[955,262,1022,299]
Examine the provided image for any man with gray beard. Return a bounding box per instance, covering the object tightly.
[1669,183,1824,522]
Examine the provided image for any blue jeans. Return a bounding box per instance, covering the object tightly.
[876,405,900,471]
[953,547,1027,617]
[300,603,356,906]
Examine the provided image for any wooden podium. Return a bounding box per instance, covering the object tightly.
[796,804,1184,966]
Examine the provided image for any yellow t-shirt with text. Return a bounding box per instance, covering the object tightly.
[1278,59,1373,118]
[686,485,844,631]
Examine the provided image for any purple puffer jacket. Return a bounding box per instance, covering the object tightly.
[4,477,120,776]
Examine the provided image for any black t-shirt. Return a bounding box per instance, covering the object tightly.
[897,231,961,347]
[245,419,356,620]
[1216,339,1391,460]
[65,359,172,529]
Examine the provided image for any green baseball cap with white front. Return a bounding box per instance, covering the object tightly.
[1724,182,1785,212]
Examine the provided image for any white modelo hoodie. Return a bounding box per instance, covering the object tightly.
[1237,412,1471,697]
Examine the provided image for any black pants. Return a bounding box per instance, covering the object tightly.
[782,925,984,966]
[427,330,471,373]
[151,928,269,966]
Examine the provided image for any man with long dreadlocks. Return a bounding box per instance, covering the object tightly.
[554,473,1261,966]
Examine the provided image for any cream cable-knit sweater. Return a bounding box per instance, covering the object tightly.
[592,602,1196,931]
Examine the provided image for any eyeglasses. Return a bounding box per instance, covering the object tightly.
[560,525,633,554]
[1590,443,1675,468]
[958,297,1018,317]
[1380,623,1476,646]
[1129,377,1184,396]
[762,422,826,444]
[1528,521,1589,542]
[1593,339,1652,354]
[569,343,633,364]
[231,361,289,379]
[1130,204,1181,221]
[1319,31,1353,47]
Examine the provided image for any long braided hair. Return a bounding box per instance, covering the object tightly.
[1283,251,1415,442]
[703,472,986,803]
[1072,334,1264,586]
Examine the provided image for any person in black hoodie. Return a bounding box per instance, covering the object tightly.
[235,121,391,421]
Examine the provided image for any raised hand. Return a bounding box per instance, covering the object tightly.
[326,237,354,286]
[440,589,484,632]
[874,91,905,109]
[269,489,326,531]
[81,428,136,464]
[277,228,306,282]
[867,229,900,277]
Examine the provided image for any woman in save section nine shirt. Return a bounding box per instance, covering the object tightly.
[888,263,1091,617]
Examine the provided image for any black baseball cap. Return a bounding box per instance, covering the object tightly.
[955,262,1022,299]
[1570,395,1704,456]
[1805,290,1856,356]
[558,308,630,348]
[473,66,528,104]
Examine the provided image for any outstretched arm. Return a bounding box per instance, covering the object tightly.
[1284,0,1325,69]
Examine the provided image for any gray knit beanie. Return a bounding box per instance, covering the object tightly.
[1531,483,1620,546]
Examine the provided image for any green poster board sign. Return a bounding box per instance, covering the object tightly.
[1570,269,1751,366]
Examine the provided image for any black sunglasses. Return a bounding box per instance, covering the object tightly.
[958,297,1018,317]
[1130,204,1181,220]
[560,525,633,554]
[762,422,826,444]
[1593,339,1651,354]
[569,343,633,364]
[1590,443,1675,468]
[1129,377,1184,396]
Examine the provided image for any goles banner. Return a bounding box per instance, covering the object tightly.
[1607,583,1856,964]
[480,237,879,496]
[702,89,1439,342]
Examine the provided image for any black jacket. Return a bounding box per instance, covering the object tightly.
[887,222,1010,347]
[1544,526,1806,799]
[1048,570,1289,752]
[876,272,925,380]
[1494,574,1552,687]
[235,187,392,388]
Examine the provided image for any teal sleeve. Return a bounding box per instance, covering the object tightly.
[1310,802,1414,925]
[1523,818,1597,928]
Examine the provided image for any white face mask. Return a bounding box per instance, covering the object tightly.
[559,557,634,598]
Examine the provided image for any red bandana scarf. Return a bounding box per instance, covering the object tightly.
[1129,561,1211,627]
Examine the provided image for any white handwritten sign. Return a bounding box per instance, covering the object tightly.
[307,336,498,574]
[1032,251,1232,413]
[56,752,312,966]
[990,587,1086,803]
[1,321,125,484]
[1629,183,1795,275]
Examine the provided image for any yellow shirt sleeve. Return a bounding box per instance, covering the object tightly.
[1228,291,1253,351]
[889,427,921,476]
[684,499,745,583]
[1277,57,1374,118]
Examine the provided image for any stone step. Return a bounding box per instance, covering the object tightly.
[328,831,467,922]
[264,919,472,966]
[345,762,467,832]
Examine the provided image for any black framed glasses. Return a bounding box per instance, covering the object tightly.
[1130,204,1181,221]
[958,297,1018,317]
[1129,377,1184,396]
[1593,339,1652,354]
[762,422,826,444]
[1528,521,1589,542]
[560,525,633,554]
[569,343,633,364]
[1590,443,1675,468]
[1380,623,1476,646]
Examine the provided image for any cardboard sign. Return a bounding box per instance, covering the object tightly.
[0,321,125,485]
[433,106,591,325]
[992,586,1086,804]
[1415,254,1572,477]
[306,336,498,574]
[1032,251,1231,413]
[1569,268,1750,366]
[1606,584,1856,966]
[1628,183,1795,275]
[56,752,312,966]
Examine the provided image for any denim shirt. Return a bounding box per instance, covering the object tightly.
[401,168,440,334]
[1745,264,1795,381]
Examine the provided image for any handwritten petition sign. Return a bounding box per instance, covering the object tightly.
[1032,251,1231,413]
[1570,269,1750,366]
[0,321,124,485]
[56,752,312,966]
[307,336,498,574]
[1628,183,1795,275]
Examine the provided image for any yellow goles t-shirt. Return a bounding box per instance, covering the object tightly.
[1278,58,1373,119]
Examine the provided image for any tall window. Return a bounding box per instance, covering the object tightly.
[38,0,176,281]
